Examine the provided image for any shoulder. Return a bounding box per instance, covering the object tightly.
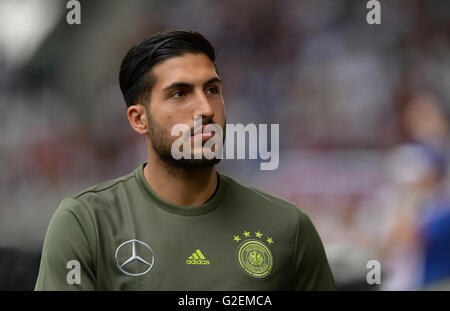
[220,172,307,222]
[73,170,136,199]
[51,167,140,222]
[69,168,138,207]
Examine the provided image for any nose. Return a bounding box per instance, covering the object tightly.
[193,89,214,122]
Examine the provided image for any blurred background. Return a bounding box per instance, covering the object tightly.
[1,0,450,290]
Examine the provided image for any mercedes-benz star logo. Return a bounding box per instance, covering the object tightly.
[115,239,155,276]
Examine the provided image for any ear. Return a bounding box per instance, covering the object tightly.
[127,104,149,135]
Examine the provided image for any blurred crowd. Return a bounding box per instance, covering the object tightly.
[1,0,450,290]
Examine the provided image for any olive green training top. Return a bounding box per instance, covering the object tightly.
[35,162,335,290]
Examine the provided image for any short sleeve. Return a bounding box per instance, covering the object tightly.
[291,210,335,290]
[35,198,97,290]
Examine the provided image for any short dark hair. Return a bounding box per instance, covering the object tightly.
[119,30,217,108]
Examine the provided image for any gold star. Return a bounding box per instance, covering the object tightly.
[255,231,263,238]
[243,230,251,238]
[267,237,274,245]
[234,235,241,242]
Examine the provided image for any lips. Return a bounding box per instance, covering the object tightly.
[192,132,215,141]
[191,125,215,141]
[192,125,207,136]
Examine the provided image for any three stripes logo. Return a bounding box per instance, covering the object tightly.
[186,249,210,265]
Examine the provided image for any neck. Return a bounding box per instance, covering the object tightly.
[143,155,218,207]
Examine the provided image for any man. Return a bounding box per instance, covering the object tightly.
[35,30,335,290]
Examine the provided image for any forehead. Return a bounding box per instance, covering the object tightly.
[150,53,218,89]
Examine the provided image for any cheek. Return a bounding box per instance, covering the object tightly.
[215,102,226,124]
[153,109,173,126]
[165,115,189,139]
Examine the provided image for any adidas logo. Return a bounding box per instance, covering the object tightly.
[186,249,210,265]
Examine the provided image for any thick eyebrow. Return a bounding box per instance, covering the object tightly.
[203,77,222,87]
[162,77,222,93]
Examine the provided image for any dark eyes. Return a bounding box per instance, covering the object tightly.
[169,86,219,99]
[170,90,186,98]
[206,86,219,95]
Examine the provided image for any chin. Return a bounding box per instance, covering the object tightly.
[174,157,221,169]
